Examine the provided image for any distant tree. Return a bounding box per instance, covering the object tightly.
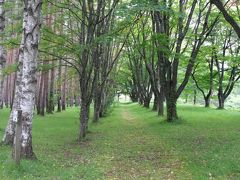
[213,28,240,109]
[192,45,215,107]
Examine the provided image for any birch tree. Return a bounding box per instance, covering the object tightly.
[3,0,42,159]
[17,0,42,158]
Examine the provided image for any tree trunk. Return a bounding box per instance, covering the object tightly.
[139,97,143,105]
[217,94,225,109]
[17,0,42,159]
[93,89,102,122]
[47,62,54,113]
[130,89,138,102]
[143,97,151,108]
[4,75,9,108]
[79,101,89,140]
[40,81,46,116]
[62,65,67,110]
[166,90,178,122]
[211,0,240,39]
[57,60,62,112]
[0,0,5,109]
[204,97,210,107]
[44,66,49,114]
[158,90,164,116]
[37,70,44,115]
[152,96,158,111]
[193,90,197,105]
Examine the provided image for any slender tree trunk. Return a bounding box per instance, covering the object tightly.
[211,0,240,38]
[48,62,54,113]
[4,75,9,108]
[193,90,197,105]
[37,70,44,114]
[158,89,164,116]
[217,77,225,109]
[10,51,17,109]
[57,59,62,112]
[93,89,102,122]
[62,65,67,111]
[0,0,5,109]
[40,79,46,116]
[44,67,49,114]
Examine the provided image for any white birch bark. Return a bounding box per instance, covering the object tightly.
[3,0,42,159]
[19,0,42,158]
[0,0,6,109]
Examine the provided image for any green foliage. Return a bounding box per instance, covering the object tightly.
[3,64,18,75]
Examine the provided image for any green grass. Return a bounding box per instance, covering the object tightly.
[1,104,240,179]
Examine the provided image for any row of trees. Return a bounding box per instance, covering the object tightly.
[0,0,239,160]
[118,0,240,120]
[1,0,129,159]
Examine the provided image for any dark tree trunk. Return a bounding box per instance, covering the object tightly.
[204,97,210,107]
[93,89,102,122]
[130,95,138,103]
[47,62,54,113]
[217,94,225,109]
[45,69,49,114]
[158,90,164,116]
[152,96,158,111]
[139,97,143,105]
[193,90,197,105]
[57,59,62,112]
[40,83,45,116]
[185,95,188,103]
[143,97,151,108]
[211,0,240,39]
[57,97,61,112]
[166,88,178,122]
[37,71,44,115]
[62,66,67,111]
[166,98,177,122]
[79,102,89,140]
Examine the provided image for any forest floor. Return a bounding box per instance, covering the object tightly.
[1,103,240,179]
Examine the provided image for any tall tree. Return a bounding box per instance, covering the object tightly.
[3,0,42,159]
[0,0,5,109]
[16,0,42,158]
[153,0,216,121]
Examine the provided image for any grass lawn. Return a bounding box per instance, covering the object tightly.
[1,103,240,179]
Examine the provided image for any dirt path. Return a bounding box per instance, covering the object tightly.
[121,107,141,125]
[103,105,183,179]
